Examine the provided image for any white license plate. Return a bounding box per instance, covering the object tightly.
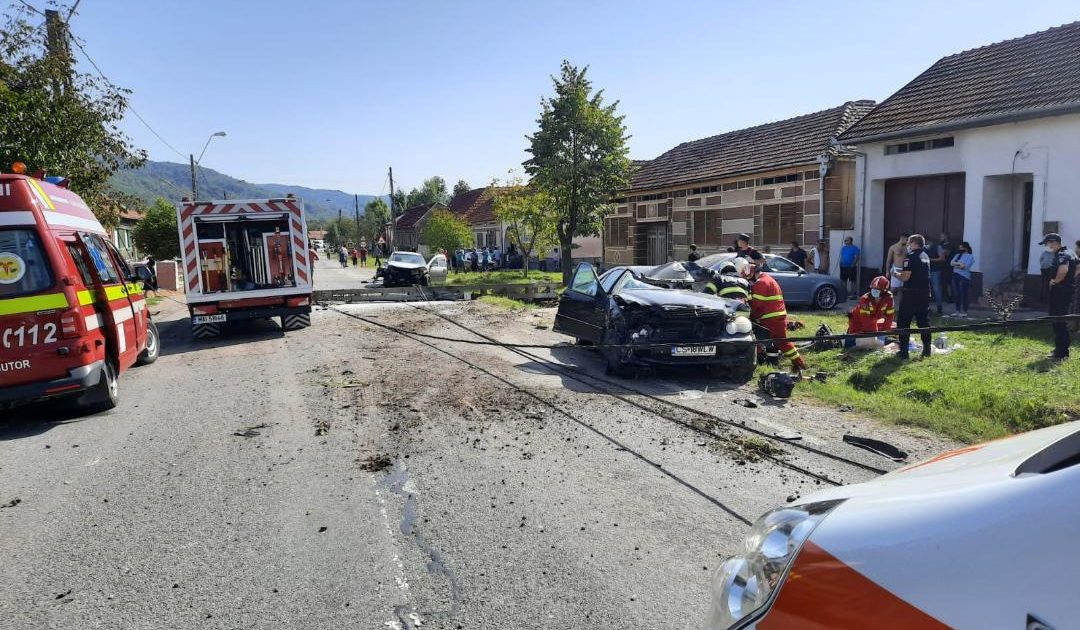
[671,345,716,356]
[192,314,227,324]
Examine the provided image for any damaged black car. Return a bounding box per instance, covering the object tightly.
[553,263,757,382]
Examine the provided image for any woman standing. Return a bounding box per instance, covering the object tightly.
[948,241,975,318]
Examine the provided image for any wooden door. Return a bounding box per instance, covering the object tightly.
[883,174,965,254]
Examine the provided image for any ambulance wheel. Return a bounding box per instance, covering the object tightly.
[192,322,221,340]
[281,313,311,331]
[79,360,118,413]
[813,286,839,310]
[136,320,160,366]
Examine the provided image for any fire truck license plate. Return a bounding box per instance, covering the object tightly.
[192,314,227,324]
[671,345,715,356]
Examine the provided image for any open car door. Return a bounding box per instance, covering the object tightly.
[427,254,448,284]
[554,262,606,343]
[74,233,142,371]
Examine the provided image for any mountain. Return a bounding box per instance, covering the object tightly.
[109,160,385,222]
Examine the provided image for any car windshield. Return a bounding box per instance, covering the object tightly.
[699,253,734,270]
[615,272,656,292]
[0,228,54,298]
[389,252,425,265]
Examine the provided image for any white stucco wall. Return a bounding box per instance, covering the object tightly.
[852,112,1080,287]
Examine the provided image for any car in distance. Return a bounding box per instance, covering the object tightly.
[695,253,844,310]
[554,262,757,381]
[380,251,431,287]
[706,421,1080,629]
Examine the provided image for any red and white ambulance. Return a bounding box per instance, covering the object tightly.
[0,166,159,412]
[707,421,1080,629]
[176,196,312,338]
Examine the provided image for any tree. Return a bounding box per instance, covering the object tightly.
[325,223,340,248]
[404,176,450,209]
[451,179,471,202]
[523,61,632,284]
[390,189,406,217]
[0,4,146,230]
[492,178,557,277]
[132,197,179,260]
[421,208,472,257]
[359,197,390,244]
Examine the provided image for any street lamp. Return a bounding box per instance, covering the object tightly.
[190,131,227,200]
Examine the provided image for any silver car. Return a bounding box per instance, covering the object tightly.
[695,253,844,309]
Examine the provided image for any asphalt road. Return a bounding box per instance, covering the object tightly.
[0,259,952,629]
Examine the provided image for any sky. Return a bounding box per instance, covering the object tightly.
[53,0,1080,196]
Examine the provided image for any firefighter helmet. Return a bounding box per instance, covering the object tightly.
[870,275,890,291]
[732,257,753,278]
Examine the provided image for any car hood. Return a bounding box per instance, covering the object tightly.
[615,288,738,314]
[386,262,426,270]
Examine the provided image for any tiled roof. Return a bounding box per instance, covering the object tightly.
[840,22,1080,142]
[629,101,875,191]
[449,187,510,225]
[395,203,437,229]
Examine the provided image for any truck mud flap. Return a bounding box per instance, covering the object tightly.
[282,313,310,331]
[192,322,222,339]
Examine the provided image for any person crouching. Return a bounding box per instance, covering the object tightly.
[845,276,895,349]
[734,257,806,374]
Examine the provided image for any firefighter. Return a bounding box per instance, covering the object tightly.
[703,262,750,302]
[734,257,806,374]
[845,275,895,348]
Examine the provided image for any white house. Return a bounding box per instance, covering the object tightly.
[837,22,1080,302]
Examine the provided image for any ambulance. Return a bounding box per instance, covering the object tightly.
[0,165,159,412]
[176,195,312,339]
[706,421,1079,629]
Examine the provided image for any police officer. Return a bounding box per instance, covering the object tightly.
[892,234,932,359]
[734,233,759,261]
[703,262,750,302]
[1043,233,1078,360]
[687,243,701,262]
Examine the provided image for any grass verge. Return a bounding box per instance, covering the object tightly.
[478,295,537,311]
[146,296,164,307]
[445,270,562,285]
[781,310,1079,443]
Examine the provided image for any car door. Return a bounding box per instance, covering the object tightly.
[75,233,141,371]
[101,238,148,354]
[554,262,606,342]
[764,254,809,304]
[427,254,448,284]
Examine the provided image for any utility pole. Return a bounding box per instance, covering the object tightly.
[44,9,72,95]
[354,194,361,243]
[190,154,198,200]
[388,167,396,253]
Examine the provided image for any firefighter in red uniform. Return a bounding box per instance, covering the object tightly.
[846,276,895,348]
[734,257,806,373]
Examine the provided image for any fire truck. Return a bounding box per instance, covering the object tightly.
[176,195,313,338]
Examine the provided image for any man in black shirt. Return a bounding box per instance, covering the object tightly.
[687,244,701,262]
[893,234,932,359]
[734,233,759,261]
[1043,233,1078,360]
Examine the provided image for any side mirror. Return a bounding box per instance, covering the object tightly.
[136,266,154,281]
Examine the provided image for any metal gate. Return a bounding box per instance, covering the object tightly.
[647,223,668,265]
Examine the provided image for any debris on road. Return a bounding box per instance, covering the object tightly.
[233,423,270,438]
[358,454,392,472]
[1,498,21,509]
[843,434,909,462]
[315,420,330,436]
[732,398,758,408]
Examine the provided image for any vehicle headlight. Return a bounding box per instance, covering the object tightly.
[631,325,653,341]
[725,316,751,335]
[706,500,842,630]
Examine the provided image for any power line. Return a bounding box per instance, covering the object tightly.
[15,0,45,16]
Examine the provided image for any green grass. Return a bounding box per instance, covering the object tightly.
[477,295,537,311]
[146,296,163,307]
[445,270,563,286]
[783,311,1080,443]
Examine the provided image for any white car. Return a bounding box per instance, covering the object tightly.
[707,421,1079,629]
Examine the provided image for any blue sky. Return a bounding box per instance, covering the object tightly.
[62,0,1079,195]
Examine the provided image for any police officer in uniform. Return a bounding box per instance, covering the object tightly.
[1043,233,1078,360]
[703,262,750,302]
[892,234,933,359]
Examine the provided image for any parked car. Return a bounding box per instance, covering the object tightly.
[553,262,757,381]
[695,253,844,310]
[381,251,431,287]
[706,420,1080,629]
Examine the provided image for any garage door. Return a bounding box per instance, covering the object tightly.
[883,174,965,253]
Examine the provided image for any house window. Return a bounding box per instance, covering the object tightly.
[606,217,629,247]
[761,203,799,245]
[886,136,954,155]
[757,173,801,186]
[692,209,722,245]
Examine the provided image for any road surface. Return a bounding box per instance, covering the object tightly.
[0,258,952,629]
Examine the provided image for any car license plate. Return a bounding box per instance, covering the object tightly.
[192,314,227,324]
[671,345,716,356]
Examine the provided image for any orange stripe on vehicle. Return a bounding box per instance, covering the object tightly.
[757,541,950,630]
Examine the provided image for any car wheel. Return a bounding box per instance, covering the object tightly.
[814,286,839,310]
[136,320,160,366]
[79,360,118,413]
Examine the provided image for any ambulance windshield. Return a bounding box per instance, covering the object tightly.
[0,229,54,298]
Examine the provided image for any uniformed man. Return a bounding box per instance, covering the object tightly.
[892,234,932,359]
[687,244,701,262]
[734,233,760,261]
[735,257,806,373]
[1043,233,1078,360]
[703,262,750,302]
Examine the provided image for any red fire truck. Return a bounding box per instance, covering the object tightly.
[1,166,159,412]
[176,195,313,338]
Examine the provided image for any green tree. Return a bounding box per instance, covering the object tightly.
[325,223,340,248]
[0,4,146,230]
[421,208,472,256]
[404,176,450,209]
[523,61,632,284]
[359,197,390,244]
[132,197,179,260]
[451,179,471,202]
[492,178,557,277]
[390,189,406,217]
